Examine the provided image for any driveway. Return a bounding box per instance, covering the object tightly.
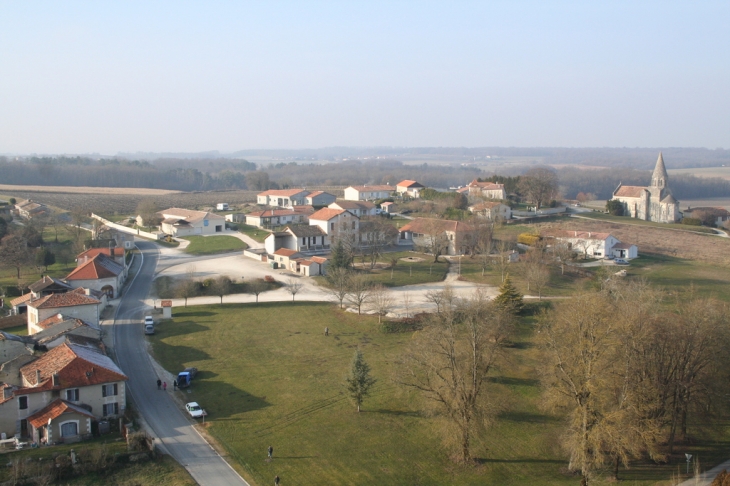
[112,240,249,486]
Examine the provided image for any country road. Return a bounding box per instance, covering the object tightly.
[113,240,249,486]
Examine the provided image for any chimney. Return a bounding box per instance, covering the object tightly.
[52,373,60,387]
[85,288,91,296]
[574,231,577,237]
[35,369,41,386]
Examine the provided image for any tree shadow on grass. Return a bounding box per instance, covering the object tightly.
[172,311,216,318]
[497,411,559,424]
[151,342,212,371]
[154,320,209,338]
[489,376,539,387]
[185,382,270,419]
[474,458,564,465]
[361,409,420,417]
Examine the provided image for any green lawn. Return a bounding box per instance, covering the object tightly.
[180,235,247,255]
[148,302,729,485]
[351,251,449,287]
[236,224,270,243]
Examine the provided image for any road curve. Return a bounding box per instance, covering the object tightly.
[113,240,249,486]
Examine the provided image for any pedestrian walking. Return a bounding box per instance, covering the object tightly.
[157,379,161,390]
[274,475,280,485]
[268,445,273,459]
[163,381,167,391]
[173,380,178,390]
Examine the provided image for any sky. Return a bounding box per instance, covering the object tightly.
[0,1,728,154]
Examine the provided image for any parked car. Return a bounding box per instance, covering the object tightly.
[144,316,154,325]
[177,367,199,388]
[185,402,205,418]
[144,324,155,335]
[614,258,629,265]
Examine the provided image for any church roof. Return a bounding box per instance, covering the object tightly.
[652,152,669,185]
[614,185,646,198]
[661,193,678,204]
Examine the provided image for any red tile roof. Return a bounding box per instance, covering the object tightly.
[309,208,347,221]
[27,398,95,428]
[19,343,127,394]
[310,256,328,264]
[27,291,100,310]
[274,248,300,257]
[66,254,123,280]
[258,189,309,197]
[36,314,66,330]
[614,185,646,198]
[396,180,424,188]
[247,209,304,218]
[10,293,32,307]
[76,247,122,261]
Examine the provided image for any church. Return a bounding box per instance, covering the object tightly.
[612,153,681,223]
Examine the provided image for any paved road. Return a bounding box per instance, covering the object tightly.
[113,240,249,486]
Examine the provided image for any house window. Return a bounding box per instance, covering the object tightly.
[352,221,356,230]
[102,403,119,417]
[66,389,80,401]
[20,419,28,437]
[330,223,335,231]
[18,396,28,410]
[102,384,118,397]
[60,422,78,437]
[204,220,209,227]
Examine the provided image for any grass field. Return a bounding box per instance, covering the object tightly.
[668,167,730,181]
[348,251,449,287]
[237,224,270,243]
[180,235,247,255]
[149,303,730,486]
[573,212,719,234]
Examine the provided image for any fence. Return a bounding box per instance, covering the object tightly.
[90,214,162,240]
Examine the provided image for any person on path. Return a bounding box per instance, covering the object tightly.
[324,327,329,336]
[157,379,161,390]
[163,381,167,391]
[274,475,280,485]
[173,380,178,391]
[268,445,273,459]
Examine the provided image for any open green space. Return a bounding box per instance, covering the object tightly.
[574,212,720,234]
[180,235,247,255]
[148,302,729,485]
[332,251,449,288]
[236,223,270,243]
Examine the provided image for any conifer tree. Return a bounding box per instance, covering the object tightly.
[345,349,376,412]
[493,274,523,314]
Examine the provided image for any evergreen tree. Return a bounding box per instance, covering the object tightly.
[330,238,353,270]
[345,349,376,412]
[35,248,56,271]
[493,274,523,314]
[605,199,624,216]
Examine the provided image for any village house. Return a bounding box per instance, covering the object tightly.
[157,208,226,236]
[398,218,476,256]
[76,247,126,273]
[26,288,103,334]
[466,180,507,200]
[14,200,48,219]
[304,191,337,206]
[31,318,102,350]
[328,200,378,217]
[245,208,313,229]
[309,208,360,239]
[550,231,639,259]
[256,189,310,207]
[396,180,426,198]
[0,342,127,443]
[380,201,394,214]
[612,153,681,223]
[263,208,359,256]
[65,253,125,299]
[9,276,73,316]
[468,201,512,220]
[343,185,394,201]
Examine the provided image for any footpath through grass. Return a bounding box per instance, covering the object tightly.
[180,235,246,255]
[148,302,730,485]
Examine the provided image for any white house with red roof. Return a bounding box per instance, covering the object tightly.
[245,208,312,229]
[26,289,102,334]
[0,342,127,443]
[396,180,426,198]
[328,200,378,217]
[466,180,507,200]
[257,189,311,207]
[398,218,476,256]
[552,231,638,259]
[65,253,125,299]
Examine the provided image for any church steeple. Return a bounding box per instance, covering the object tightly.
[651,152,668,189]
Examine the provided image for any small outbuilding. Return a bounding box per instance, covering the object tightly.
[161,300,172,319]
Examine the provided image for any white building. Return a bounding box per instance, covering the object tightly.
[157,208,225,236]
[468,201,512,220]
[343,185,394,201]
[553,231,638,259]
[396,180,425,198]
[612,153,681,223]
[466,180,507,200]
[328,200,378,217]
[256,189,310,207]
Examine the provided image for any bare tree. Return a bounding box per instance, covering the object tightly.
[136,200,163,228]
[397,293,514,463]
[402,291,411,318]
[493,240,512,283]
[517,167,559,209]
[551,240,576,275]
[368,285,394,323]
[424,284,454,314]
[419,219,450,263]
[324,267,351,309]
[247,279,268,303]
[360,219,398,269]
[175,278,198,307]
[0,235,31,279]
[389,256,398,279]
[522,244,550,299]
[211,276,232,305]
[286,278,303,302]
[346,273,371,315]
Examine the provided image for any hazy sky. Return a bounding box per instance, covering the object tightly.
[1,1,728,154]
